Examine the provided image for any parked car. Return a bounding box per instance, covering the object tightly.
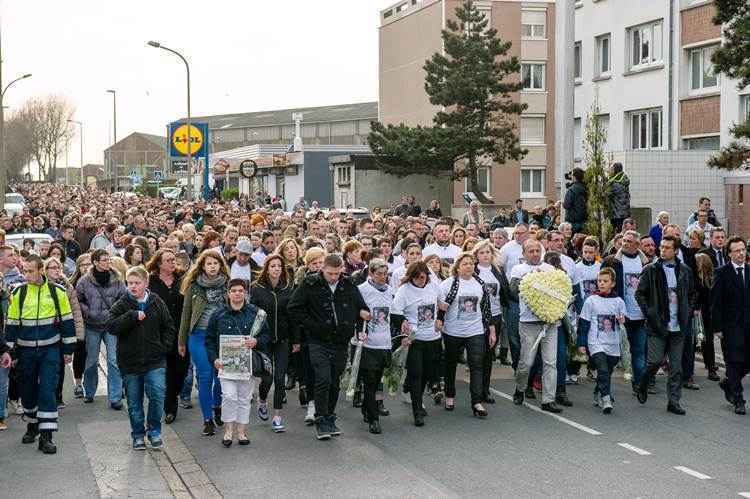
[5,233,54,250]
[4,193,26,217]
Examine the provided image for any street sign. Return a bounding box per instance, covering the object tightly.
[153,170,163,181]
[132,175,142,186]
[129,170,138,177]
[169,122,208,157]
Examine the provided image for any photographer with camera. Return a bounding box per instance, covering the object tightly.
[563,168,588,235]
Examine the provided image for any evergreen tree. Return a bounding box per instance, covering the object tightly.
[582,102,612,247]
[369,0,526,202]
[708,0,750,170]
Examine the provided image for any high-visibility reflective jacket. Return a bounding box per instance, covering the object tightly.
[5,278,76,354]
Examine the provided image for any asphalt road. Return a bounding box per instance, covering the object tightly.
[1,358,748,498]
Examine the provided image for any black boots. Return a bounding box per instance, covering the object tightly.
[555,386,573,407]
[38,431,57,454]
[22,422,39,444]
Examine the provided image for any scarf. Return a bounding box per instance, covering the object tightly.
[93,267,110,287]
[367,277,389,292]
[196,272,227,290]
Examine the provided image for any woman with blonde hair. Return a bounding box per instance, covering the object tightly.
[46,257,85,408]
[178,250,230,436]
[110,256,129,282]
[275,237,303,273]
[438,252,495,417]
[694,253,717,381]
[462,237,479,253]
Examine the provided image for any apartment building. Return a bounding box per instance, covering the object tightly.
[379,0,557,213]
[572,0,749,227]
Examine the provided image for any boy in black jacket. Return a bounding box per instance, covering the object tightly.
[288,254,369,441]
[108,266,175,450]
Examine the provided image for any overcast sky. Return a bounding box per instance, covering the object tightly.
[2,0,397,168]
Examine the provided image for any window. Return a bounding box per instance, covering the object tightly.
[595,33,611,76]
[574,42,582,80]
[683,136,720,150]
[396,3,408,13]
[629,108,662,149]
[337,166,351,185]
[689,45,719,91]
[573,118,582,160]
[521,169,544,196]
[742,95,750,123]
[522,63,545,90]
[521,10,546,38]
[628,21,663,69]
[466,167,491,196]
[598,113,610,151]
[521,117,545,144]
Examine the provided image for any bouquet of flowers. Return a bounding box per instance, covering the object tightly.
[519,269,573,324]
[693,313,705,343]
[341,324,367,400]
[382,331,416,397]
[618,323,632,381]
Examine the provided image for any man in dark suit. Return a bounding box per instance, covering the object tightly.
[711,236,750,415]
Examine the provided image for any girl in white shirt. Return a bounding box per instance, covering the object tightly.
[391,261,442,427]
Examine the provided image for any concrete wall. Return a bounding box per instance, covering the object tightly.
[610,150,727,230]
[302,152,336,208]
[353,169,452,212]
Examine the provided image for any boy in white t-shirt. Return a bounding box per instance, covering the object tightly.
[577,267,626,414]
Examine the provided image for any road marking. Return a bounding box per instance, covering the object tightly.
[617,443,652,456]
[489,387,602,436]
[674,466,711,480]
[737,493,750,498]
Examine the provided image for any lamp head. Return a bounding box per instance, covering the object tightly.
[147,41,161,48]
[22,74,32,79]
[106,89,116,94]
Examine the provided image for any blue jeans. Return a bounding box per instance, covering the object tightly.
[84,329,123,403]
[0,366,8,419]
[188,330,222,421]
[625,321,647,387]
[123,368,166,441]
[180,362,194,401]
[505,302,521,370]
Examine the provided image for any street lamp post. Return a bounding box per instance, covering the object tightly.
[0,72,31,195]
[67,119,83,186]
[106,89,117,192]
[147,40,193,201]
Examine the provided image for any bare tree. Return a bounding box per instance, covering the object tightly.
[4,111,34,180]
[17,95,75,181]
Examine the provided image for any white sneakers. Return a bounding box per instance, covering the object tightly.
[304,402,315,425]
[601,395,614,414]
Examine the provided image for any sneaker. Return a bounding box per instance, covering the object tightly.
[305,403,316,425]
[328,415,341,436]
[213,407,224,427]
[110,401,123,411]
[148,435,164,449]
[133,438,146,451]
[314,418,331,440]
[202,420,216,436]
[73,385,84,399]
[272,417,286,433]
[83,397,94,404]
[0,418,7,431]
[179,398,193,409]
[570,374,579,384]
[565,375,574,385]
[601,395,613,414]
[257,403,269,421]
[592,392,601,407]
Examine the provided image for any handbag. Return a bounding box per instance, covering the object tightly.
[252,350,273,378]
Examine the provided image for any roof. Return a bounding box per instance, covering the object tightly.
[138,133,168,149]
[177,102,378,130]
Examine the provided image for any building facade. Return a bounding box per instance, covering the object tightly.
[185,102,378,154]
[103,132,167,191]
[379,0,558,214]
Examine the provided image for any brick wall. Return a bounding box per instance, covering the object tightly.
[680,95,720,136]
[725,184,750,238]
[681,3,720,46]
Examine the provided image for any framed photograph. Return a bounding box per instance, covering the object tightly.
[218,335,252,380]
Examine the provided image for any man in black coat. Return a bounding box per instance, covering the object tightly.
[563,168,587,234]
[288,254,370,440]
[634,235,695,415]
[711,236,750,415]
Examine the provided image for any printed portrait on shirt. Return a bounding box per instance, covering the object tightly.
[485,283,498,297]
[417,304,435,325]
[457,296,479,318]
[597,315,617,334]
[669,288,677,305]
[625,273,640,290]
[372,307,389,326]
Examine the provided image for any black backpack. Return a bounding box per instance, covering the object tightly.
[16,282,63,328]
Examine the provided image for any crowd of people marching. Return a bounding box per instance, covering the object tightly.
[0,169,747,455]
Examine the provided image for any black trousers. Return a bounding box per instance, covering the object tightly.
[444,333,485,406]
[482,316,502,398]
[406,338,442,416]
[302,344,316,399]
[72,339,86,379]
[360,348,390,422]
[259,340,289,410]
[164,350,191,416]
[726,361,749,405]
[308,343,348,418]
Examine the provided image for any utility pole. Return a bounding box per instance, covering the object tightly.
[107,89,117,191]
